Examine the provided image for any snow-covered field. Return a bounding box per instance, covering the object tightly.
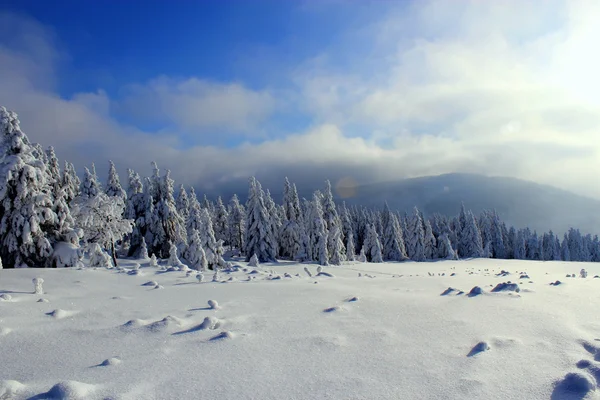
[1,259,600,400]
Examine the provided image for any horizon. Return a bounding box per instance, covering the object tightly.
[0,0,599,199]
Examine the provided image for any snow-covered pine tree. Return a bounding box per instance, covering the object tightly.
[362,223,383,263]
[105,160,126,199]
[382,209,407,261]
[213,196,229,247]
[199,208,220,269]
[458,210,484,258]
[526,231,541,260]
[62,161,80,204]
[561,233,571,261]
[89,243,113,269]
[316,229,329,266]
[437,233,458,260]
[280,178,304,260]
[489,210,506,259]
[307,191,329,262]
[346,230,356,261]
[147,166,187,258]
[328,225,345,265]
[424,220,437,260]
[264,190,281,258]
[567,228,584,262]
[139,236,149,259]
[513,230,527,260]
[244,177,277,262]
[175,185,190,223]
[45,146,62,195]
[322,180,345,259]
[185,229,207,271]
[0,107,65,268]
[80,166,101,199]
[406,207,426,261]
[124,169,147,257]
[227,194,245,252]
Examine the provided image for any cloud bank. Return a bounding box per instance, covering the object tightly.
[1,0,599,199]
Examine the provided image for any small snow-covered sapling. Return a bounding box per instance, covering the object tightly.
[248,254,259,267]
[149,254,158,268]
[212,271,220,282]
[208,299,219,310]
[33,277,44,295]
[580,269,588,278]
[196,273,204,283]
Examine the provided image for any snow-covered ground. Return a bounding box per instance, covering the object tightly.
[1,259,600,400]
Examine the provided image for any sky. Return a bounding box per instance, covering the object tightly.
[0,0,599,198]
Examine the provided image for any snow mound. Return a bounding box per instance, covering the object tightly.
[468,286,484,297]
[519,274,530,279]
[154,284,164,290]
[142,280,158,287]
[496,270,510,277]
[347,296,359,302]
[0,294,12,301]
[323,306,344,313]
[37,298,49,303]
[468,341,490,357]
[121,318,146,329]
[316,271,335,277]
[174,316,222,335]
[441,287,458,296]
[552,372,595,399]
[550,280,563,286]
[210,330,234,341]
[0,380,26,397]
[46,380,97,400]
[207,300,219,310]
[0,327,11,336]
[146,316,183,332]
[46,309,77,319]
[491,282,520,293]
[100,357,121,366]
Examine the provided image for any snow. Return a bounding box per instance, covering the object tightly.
[2,258,600,399]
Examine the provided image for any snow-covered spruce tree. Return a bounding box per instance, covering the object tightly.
[567,228,585,262]
[488,210,506,259]
[175,185,190,223]
[71,191,134,267]
[362,223,383,263]
[125,169,146,257]
[147,167,187,258]
[62,161,80,204]
[405,207,426,261]
[45,146,62,195]
[0,107,65,268]
[227,194,245,252]
[424,220,437,260]
[316,229,329,266]
[185,229,207,271]
[437,233,458,260]
[213,196,229,247]
[382,209,407,261]
[458,210,484,258]
[306,191,329,263]
[105,160,126,200]
[198,208,219,268]
[526,231,541,260]
[561,233,571,261]
[80,166,101,199]
[167,242,185,269]
[244,177,277,262]
[346,231,356,261]
[264,189,281,258]
[139,236,149,259]
[280,179,304,260]
[322,180,344,256]
[328,225,345,265]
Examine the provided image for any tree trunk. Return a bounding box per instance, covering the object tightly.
[110,240,118,267]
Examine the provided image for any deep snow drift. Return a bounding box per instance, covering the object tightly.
[1,259,600,399]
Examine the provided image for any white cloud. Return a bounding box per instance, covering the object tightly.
[119,77,275,134]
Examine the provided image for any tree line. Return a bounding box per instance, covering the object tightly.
[1,106,598,269]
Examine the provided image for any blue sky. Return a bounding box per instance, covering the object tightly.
[0,0,599,198]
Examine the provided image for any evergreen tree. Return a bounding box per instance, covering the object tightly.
[185,229,207,271]
[105,161,126,199]
[213,196,229,246]
[458,210,484,258]
[62,161,80,204]
[264,190,280,258]
[307,191,328,262]
[346,230,356,261]
[280,179,304,260]
[227,194,245,252]
[424,220,437,260]
[80,166,101,199]
[406,207,426,261]
[489,211,506,259]
[175,185,190,222]
[437,233,458,260]
[382,211,407,261]
[513,230,527,260]
[362,223,383,263]
[0,107,67,268]
[45,146,62,195]
[124,169,147,257]
[244,177,277,262]
[328,225,345,265]
[561,233,571,261]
